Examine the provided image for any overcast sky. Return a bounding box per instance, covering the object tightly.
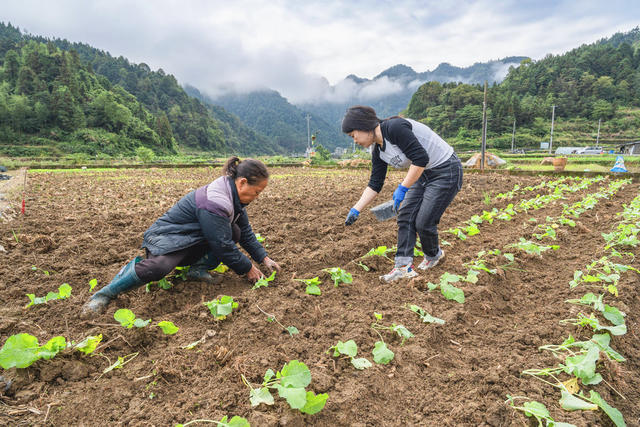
[3,1,640,103]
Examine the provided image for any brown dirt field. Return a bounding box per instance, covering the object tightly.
[0,167,638,426]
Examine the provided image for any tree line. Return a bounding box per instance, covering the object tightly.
[406,27,640,148]
[0,22,281,157]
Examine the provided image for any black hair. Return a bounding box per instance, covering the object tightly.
[222,156,269,185]
[341,105,382,133]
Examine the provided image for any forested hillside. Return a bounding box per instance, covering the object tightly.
[0,22,281,157]
[406,28,640,149]
[195,88,344,153]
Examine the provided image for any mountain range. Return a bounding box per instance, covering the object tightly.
[206,57,527,152]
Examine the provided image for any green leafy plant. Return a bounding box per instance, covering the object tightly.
[175,415,250,427]
[252,271,276,290]
[31,265,51,276]
[533,223,558,240]
[72,334,103,355]
[361,245,395,262]
[565,293,626,327]
[294,277,322,295]
[371,341,394,365]
[255,233,266,245]
[89,278,98,292]
[371,312,414,345]
[242,360,328,414]
[505,396,576,427]
[25,283,72,308]
[156,321,179,335]
[329,340,372,370]
[506,238,559,256]
[99,352,139,378]
[322,267,352,287]
[114,309,151,328]
[560,313,626,336]
[425,272,465,303]
[213,263,229,273]
[0,333,67,369]
[409,305,445,324]
[256,304,299,336]
[204,295,239,320]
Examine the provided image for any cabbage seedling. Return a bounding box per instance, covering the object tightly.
[89,278,98,292]
[114,309,151,328]
[409,305,445,324]
[328,340,372,370]
[0,333,66,369]
[25,283,72,308]
[426,272,465,303]
[241,360,328,414]
[156,321,179,335]
[371,312,414,345]
[255,304,299,336]
[72,334,102,355]
[31,265,51,276]
[506,238,559,256]
[505,396,575,427]
[294,277,322,295]
[252,271,276,290]
[175,415,250,427]
[322,267,352,287]
[204,295,238,320]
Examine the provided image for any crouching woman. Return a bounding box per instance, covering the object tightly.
[82,156,280,317]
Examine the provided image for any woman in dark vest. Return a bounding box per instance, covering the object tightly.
[82,156,280,316]
[342,105,462,282]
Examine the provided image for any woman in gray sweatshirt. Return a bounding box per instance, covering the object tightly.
[342,105,462,282]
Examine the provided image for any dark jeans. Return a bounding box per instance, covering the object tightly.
[134,243,212,283]
[134,223,241,283]
[395,153,463,266]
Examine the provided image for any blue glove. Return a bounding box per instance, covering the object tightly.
[392,184,409,212]
[345,208,359,226]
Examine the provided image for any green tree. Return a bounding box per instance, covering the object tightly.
[155,112,174,148]
[2,49,20,85]
[135,146,155,163]
[591,99,615,120]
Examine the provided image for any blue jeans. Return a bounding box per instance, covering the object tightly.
[395,153,463,267]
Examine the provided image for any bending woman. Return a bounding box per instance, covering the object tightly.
[82,157,280,316]
[342,105,462,282]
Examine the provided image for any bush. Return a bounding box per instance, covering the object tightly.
[135,146,155,163]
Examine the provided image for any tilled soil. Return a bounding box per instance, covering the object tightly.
[0,167,638,426]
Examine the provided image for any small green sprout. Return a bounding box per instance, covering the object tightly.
[322,267,352,287]
[114,309,151,328]
[294,277,322,295]
[25,283,72,308]
[252,271,276,290]
[204,295,239,320]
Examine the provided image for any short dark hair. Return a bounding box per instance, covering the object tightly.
[222,156,269,185]
[341,105,381,133]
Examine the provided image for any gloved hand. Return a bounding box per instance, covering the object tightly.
[392,184,409,212]
[345,208,359,226]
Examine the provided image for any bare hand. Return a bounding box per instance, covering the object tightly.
[262,256,281,273]
[246,264,265,283]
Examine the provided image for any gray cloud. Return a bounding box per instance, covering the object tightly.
[2,0,639,105]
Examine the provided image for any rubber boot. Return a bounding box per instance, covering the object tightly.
[81,257,144,317]
[186,251,223,285]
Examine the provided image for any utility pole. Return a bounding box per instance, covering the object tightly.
[511,119,516,152]
[549,105,555,154]
[596,118,601,146]
[481,80,487,170]
[306,114,311,157]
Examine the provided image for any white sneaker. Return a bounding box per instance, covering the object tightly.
[379,265,418,282]
[417,250,445,271]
